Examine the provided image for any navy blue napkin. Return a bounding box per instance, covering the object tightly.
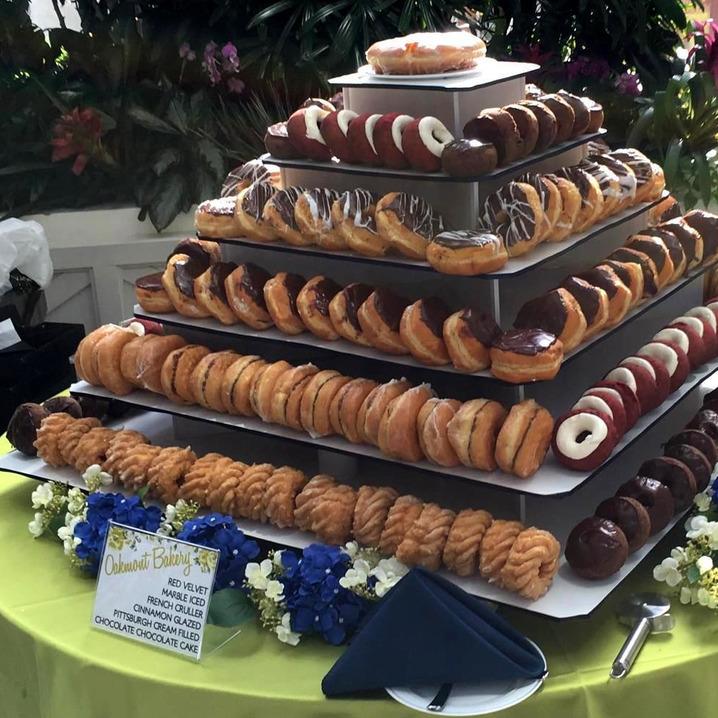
[322,568,545,696]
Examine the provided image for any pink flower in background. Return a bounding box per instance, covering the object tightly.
[565,56,611,81]
[178,42,196,61]
[516,44,554,66]
[50,107,104,175]
[616,71,642,97]
[692,19,718,85]
[226,77,246,94]
[203,41,222,85]
[221,42,240,73]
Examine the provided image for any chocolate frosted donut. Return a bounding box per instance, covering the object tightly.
[503,103,539,156]
[482,181,544,257]
[225,263,273,329]
[443,307,500,372]
[638,456,697,512]
[663,443,711,492]
[206,261,237,304]
[557,90,590,136]
[518,100,558,151]
[357,287,410,354]
[135,272,164,293]
[581,97,604,132]
[616,477,674,534]
[591,154,637,208]
[665,429,717,466]
[168,238,218,266]
[489,328,563,382]
[565,516,628,579]
[417,297,451,339]
[513,287,586,352]
[539,94,575,143]
[264,121,301,159]
[441,138,498,177]
[221,159,272,197]
[658,219,703,268]
[329,283,374,345]
[43,396,83,418]
[640,228,687,277]
[562,275,609,338]
[595,496,651,553]
[688,409,718,441]
[296,276,342,340]
[608,247,658,297]
[7,403,49,455]
[463,108,523,165]
[172,255,207,299]
[683,210,718,259]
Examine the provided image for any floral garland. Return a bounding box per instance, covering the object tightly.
[654,476,718,608]
[26,466,408,646]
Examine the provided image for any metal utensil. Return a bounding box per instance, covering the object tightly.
[427,683,452,712]
[610,592,674,679]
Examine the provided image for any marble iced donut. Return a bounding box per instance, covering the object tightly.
[515,173,561,241]
[479,519,524,586]
[375,191,444,259]
[551,408,618,471]
[352,485,399,548]
[378,494,424,555]
[607,148,654,202]
[294,188,342,249]
[499,527,561,600]
[262,466,308,529]
[221,159,274,197]
[589,154,637,210]
[426,229,508,275]
[578,159,622,217]
[395,503,456,571]
[556,166,604,232]
[262,186,309,246]
[442,509,494,577]
[330,189,389,256]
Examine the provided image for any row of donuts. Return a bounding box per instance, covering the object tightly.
[552,298,718,472]
[565,404,718,580]
[265,86,603,177]
[510,208,718,356]
[73,324,555,478]
[27,411,561,599]
[481,147,666,259]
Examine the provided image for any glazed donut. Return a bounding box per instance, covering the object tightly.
[578,159,622,217]
[220,159,275,196]
[482,181,545,257]
[320,109,358,163]
[517,173,561,242]
[582,97,605,133]
[441,138,498,177]
[637,340,690,393]
[221,355,267,417]
[299,369,352,437]
[654,325,703,369]
[426,229,507,275]
[246,359,291,423]
[160,344,211,404]
[378,384,436,462]
[518,100,558,151]
[135,334,187,394]
[263,272,306,335]
[443,308,500,373]
[604,364,657,415]
[551,408,618,471]
[500,527,561,600]
[328,283,373,346]
[286,106,331,160]
[590,154,637,210]
[625,235,674,288]
[375,192,443,259]
[494,399,554,478]
[399,297,451,366]
[557,90,590,136]
[416,398,462,467]
[225,263,273,330]
[543,173,581,241]
[357,379,411,446]
[331,189,389,257]
[657,219,703,269]
[119,335,149,388]
[602,260,644,308]
[194,261,238,325]
[262,187,310,247]
[683,209,718,261]
[270,363,319,426]
[194,197,242,238]
[503,103,540,156]
[346,112,382,166]
[574,393,627,438]
[446,398,507,471]
[463,108,523,165]
[296,275,342,341]
[95,327,141,395]
[328,377,378,443]
[162,254,211,319]
[620,355,670,408]
[608,149,654,203]
[514,288,587,353]
[490,329,563,383]
[561,276,610,339]
[588,381,641,429]
[75,325,123,386]
[607,248,659,299]
[135,273,173,314]
[294,188,342,249]
[556,167,603,232]
[373,112,413,169]
[235,182,278,242]
[357,288,410,355]
[401,116,454,172]
[538,94,574,143]
[189,350,239,411]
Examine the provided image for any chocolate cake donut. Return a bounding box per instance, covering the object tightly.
[595,496,651,553]
[665,429,717,466]
[565,516,628,579]
[663,443,711,492]
[638,456,697,512]
[616,476,674,534]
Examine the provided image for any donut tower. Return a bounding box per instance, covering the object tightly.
[25,39,718,619]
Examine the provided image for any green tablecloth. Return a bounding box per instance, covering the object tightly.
[1,435,717,718]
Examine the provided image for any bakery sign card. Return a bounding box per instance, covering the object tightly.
[91,522,219,660]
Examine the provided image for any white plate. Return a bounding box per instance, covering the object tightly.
[356,60,493,80]
[385,640,547,716]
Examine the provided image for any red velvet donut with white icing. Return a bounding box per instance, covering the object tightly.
[574,393,627,437]
[638,340,690,393]
[654,325,703,369]
[604,364,657,416]
[402,116,455,172]
[286,106,331,160]
[684,307,718,359]
[619,355,670,409]
[320,110,358,162]
[374,113,414,169]
[705,297,718,324]
[347,112,382,166]
[552,408,619,471]
[589,381,641,429]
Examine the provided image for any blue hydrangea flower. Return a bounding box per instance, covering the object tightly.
[177,513,259,591]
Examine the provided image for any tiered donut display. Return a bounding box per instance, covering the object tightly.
[72,323,555,479]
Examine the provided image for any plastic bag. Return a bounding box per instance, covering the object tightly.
[0,218,53,294]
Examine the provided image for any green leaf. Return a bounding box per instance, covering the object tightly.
[695,152,712,207]
[206,588,255,627]
[47,513,65,539]
[248,0,296,29]
[0,162,55,176]
[136,485,150,501]
[152,148,181,176]
[127,106,179,134]
[196,139,225,179]
[147,172,186,231]
[663,138,683,185]
[686,564,700,584]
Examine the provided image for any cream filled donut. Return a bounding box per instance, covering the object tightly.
[402,116,454,172]
[573,394,626,437]
[654,326,702,369]
[637,341,690,393]
[604,365,657,416]
[551,409,618,471]
[667,319,708,366]
[588,382,641,429]
[619,355,670,407]
[683,308,718,359]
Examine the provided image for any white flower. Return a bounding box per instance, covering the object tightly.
[685,515,710,537]
[275,612,300,646]
[680,586,693,604]
[670,546,687,562]
[28,512,45,538]
[696,555,714,575]
[371,557,408,597]
[273,550,285,567]
[164,504,177,523]
[653,557,683,587]
[343,541,359,559]
[57,515,82,555]
[31,483,53,509]
[66,488,85,515]
[82,463,112,490]
[265,579,285,602]
[339,559,370,589]
[694,491,712,513]
[156,522,173,537]
[697,587,711,606]
[245,559,273,590]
